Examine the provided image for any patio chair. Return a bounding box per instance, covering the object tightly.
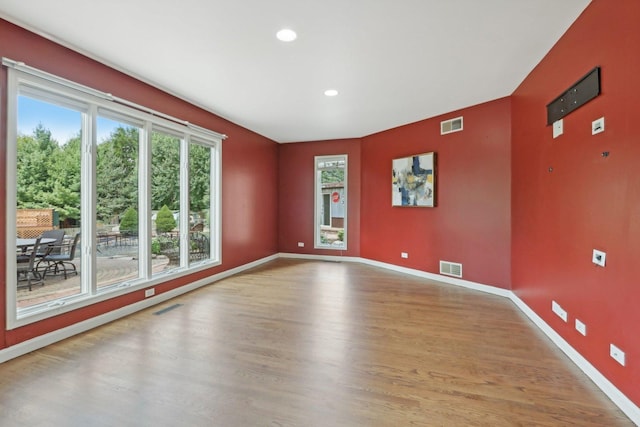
[17,229,65,263]
[38,229,66,256]
[17,236,45,291]
[41,232,81,279]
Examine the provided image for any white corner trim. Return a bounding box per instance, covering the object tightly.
[0,253,278,364]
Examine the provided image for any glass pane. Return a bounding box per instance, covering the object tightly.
[316,157,346,249]
[189,143,211,264]
[151,131,181,273]
[96,117,140,288]
[16,96,83,308]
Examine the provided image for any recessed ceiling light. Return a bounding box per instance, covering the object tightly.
[276,28,297,42]
[324,89,339,97]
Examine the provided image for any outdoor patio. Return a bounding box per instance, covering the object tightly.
[16,227,210,309]
[17,255,170,308]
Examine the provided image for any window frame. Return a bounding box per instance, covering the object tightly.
[5,62,223,329]
[314,154,348,250]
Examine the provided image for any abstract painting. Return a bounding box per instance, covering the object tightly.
[392,152,436,207]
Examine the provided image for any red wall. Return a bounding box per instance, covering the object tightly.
[0,20,279,348]
[512,0,640,406]
[3,0,639,411]
[360,98,512,289]
[278,139,361,257]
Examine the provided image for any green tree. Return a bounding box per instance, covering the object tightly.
[321,168,344,184]
[155,205,176,233]
[16,124,83,223]
[16,123,60,209]
[119,207,138,236]
[15,123,210,228]
[151,133,180,210]
[44,134,81,221]
[189,143,211,212]
[96,126,139,222]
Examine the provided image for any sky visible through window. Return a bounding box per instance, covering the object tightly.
[18,96,120,144]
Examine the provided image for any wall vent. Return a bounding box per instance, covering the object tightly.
[440,116,463,135]
[440,260,463,278]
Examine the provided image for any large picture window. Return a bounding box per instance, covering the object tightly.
[5,60,223,328]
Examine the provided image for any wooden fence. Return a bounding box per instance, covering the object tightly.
[16,208,56,238]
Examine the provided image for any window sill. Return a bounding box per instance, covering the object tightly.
[11,259,220,329]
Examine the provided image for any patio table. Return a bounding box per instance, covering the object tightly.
[16,237,56,250]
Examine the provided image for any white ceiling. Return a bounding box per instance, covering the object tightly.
[0,0,590,143]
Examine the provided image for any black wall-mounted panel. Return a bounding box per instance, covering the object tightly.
[546,67,600,125]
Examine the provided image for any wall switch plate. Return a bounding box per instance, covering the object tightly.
[610,344,626,366]
[297,242,304,247]
[592,249,606,267]
[575,319,587,336]
[592,117,605,135]
[401,252,408,259]
[144,288,155,298]
[553,119,564,138]
[552,300,568,322]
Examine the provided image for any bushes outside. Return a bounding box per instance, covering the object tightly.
[119,207,138,236]
[151,238,161,255]
[152,235,176,255]
[155,205,176,234]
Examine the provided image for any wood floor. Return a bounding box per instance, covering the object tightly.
[0,259,633,426]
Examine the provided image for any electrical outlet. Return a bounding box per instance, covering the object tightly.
[592,249,606,267]
[610,344,626,366]
[144,288,155,298]
[401,252,408,259]
[592,117,605,135]
[551,300,568,322]
[575,319,586,336]
[297,242,304,247]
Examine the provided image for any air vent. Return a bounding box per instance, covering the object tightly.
[440,260,462,278]
[440,116,463,135]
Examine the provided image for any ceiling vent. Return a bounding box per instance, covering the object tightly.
[440,260,462,278]
[440,116,463,135]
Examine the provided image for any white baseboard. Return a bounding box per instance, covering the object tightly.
[280,252,640,425]
[279,253,509,298]
[1,252,638,424]
[0,253,278,364]
[357,257,513,298]
[279,252,361,263]
[510,294,640,425]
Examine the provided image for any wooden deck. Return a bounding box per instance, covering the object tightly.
[1,259,633,426]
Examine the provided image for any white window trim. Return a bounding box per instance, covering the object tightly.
[5,59,224,329]
[2,58,226,141]
[314,154,348,250]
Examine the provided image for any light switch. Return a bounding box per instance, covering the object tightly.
[592,117,605,135]
[553,119,563,138]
